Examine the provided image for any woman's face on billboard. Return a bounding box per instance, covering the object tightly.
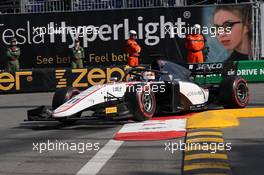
[213,10,249,53]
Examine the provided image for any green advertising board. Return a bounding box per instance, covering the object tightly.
[194,60,264,84]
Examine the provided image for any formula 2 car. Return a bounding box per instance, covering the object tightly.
[27,59,249,123]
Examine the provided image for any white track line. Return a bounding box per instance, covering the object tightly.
[76,139,124,175]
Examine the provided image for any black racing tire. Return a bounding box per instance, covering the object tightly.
[125,84,156,121]
[52,87,81,124]
[219,76,249,108]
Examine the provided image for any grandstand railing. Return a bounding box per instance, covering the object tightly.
[0,0,256,14]
[0,0,20,13]
[22,0,69,13]
[20,0,186,13]
[71,0,186,10]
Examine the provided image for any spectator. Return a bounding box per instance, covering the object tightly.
[70,39,85,68]
[6,38,20,72]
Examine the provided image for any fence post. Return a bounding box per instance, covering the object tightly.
[20,0,25,13]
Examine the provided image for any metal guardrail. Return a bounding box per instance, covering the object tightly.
[20,0,186,13]
[0,0,255,13]
[0,0,20,13]
[0,0,258,14]
[23,0,68,13]
[71,0,185,10]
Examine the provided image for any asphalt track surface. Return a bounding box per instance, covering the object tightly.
[0,84,263,175]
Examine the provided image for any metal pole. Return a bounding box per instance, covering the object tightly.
[256,1,261,60]
[252,2,255,60]
[261,1,264,58]
[122,0,125,8]
[71,0,72,11]
[20,0,25,13]
[252,1,261,60]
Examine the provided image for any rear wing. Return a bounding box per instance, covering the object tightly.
[187,61,238,77]
[187,62,223,75]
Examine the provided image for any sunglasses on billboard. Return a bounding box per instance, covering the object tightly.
[214,21,241,33]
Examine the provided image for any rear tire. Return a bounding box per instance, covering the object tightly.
[125,84,156,121]
[219,76,249,108]
[52,87,81,124]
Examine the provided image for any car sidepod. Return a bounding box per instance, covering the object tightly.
[178,81,209,110]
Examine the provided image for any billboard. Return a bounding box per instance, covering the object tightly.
[0,4,254,69]
[1,60,264,94]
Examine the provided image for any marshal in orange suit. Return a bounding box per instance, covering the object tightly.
[186,24,205,63]
[125,30,141,67]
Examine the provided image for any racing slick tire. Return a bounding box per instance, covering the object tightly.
[219,76,249,108]
[124,84,156,121]
[52,87,81,124]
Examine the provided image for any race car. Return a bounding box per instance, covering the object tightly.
[27,59,249,123]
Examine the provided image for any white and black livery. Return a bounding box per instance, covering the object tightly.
[27,59,249,123]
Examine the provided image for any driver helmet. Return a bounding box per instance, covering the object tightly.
[142,71,155,80]
[10,38,17,46]
[193,24,201,30]
[129,30,137,37]
[192,24,201,34]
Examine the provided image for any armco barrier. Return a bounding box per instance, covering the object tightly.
[0,66,125,94]
[0,60,263,94]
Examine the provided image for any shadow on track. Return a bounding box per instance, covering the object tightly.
[16,119,130,131]
[227,138,264,175]
[0,105,41,109]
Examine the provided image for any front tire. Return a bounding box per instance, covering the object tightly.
[219,76,249,108]
[52,87,81,124]
[125,84,156,121]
